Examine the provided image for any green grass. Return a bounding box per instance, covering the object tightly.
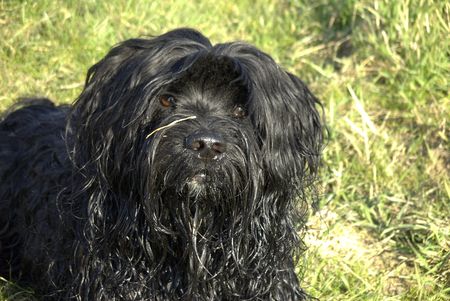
[0,0,448,300]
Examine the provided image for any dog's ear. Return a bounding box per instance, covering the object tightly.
[256,71,323,189]
[68,29,211,172]
[232,46,324,189]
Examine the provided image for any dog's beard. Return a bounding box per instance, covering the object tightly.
[144,119,255,202]
[141,126,258,274]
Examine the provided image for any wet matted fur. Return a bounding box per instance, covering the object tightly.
[0,29,324,300]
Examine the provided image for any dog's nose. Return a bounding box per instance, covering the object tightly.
[185,131,226,160]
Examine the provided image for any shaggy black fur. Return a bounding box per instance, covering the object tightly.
[0,28,323,300]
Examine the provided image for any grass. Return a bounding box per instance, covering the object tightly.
[0,0,448,300]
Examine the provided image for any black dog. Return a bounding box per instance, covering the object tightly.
[0,28,323,300]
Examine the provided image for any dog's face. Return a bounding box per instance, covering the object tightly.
[69,29,323,207]
[148,55,256,199]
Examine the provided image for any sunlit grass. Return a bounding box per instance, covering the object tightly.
[1,0,448,300]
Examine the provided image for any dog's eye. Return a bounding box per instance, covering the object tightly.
[159,95,176,108]
[232,105,246,118]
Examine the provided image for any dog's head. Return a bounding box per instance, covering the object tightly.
[69,28,323,207]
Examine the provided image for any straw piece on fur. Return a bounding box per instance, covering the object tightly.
[146,116,197,139]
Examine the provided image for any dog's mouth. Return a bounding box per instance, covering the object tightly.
[185,169,214,197]
[187,169,208,186]
[191,171,207,184]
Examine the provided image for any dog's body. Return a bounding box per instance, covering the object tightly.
[0,29,323,300]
